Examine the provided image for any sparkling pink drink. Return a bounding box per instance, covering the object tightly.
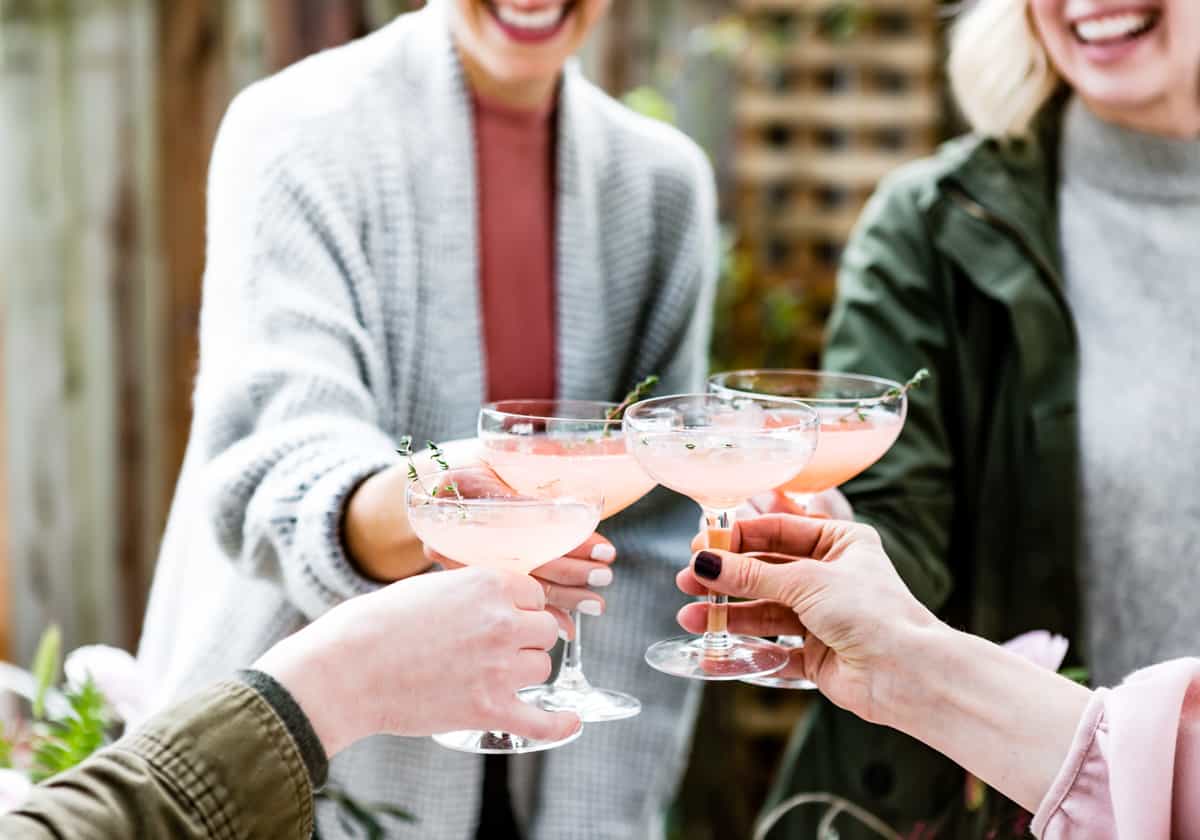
[632,434,815,511]
[408,501,600,575]
[482,437,656,520]
[781,408,903,495]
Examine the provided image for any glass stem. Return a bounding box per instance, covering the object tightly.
[552,609,592,692]
[701,508,736,652]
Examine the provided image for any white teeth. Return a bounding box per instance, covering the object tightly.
[495,3,565,31]
[1074,11,1156,43]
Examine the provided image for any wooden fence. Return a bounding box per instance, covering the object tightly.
[0,0,421,664]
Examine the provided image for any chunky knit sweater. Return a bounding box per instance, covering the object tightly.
[136,4,718,838]
[1060,97,1200,688]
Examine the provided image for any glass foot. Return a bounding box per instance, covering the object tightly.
[644,634,788,681]
[432,726,582,755]
[740,636,815,689]
[740,674,818,690]
[519,684,641,723]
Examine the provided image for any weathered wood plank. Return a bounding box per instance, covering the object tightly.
[0,0,166,660]
[265,0,366,71]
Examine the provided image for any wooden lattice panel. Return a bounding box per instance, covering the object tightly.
[734,0,941,360]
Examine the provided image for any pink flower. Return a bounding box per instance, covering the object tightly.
[1002,630,1070,672]
[0,769,32,815]
[63,645,151,727]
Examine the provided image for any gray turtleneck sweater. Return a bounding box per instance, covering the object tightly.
[1059,97,1200,688]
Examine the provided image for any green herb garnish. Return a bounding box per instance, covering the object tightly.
[603,374,660,436]
[398,436,466,516]
[838,368,930,423]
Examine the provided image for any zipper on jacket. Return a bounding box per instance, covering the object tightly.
[944,183,1061,286]
[944,182,1079,352]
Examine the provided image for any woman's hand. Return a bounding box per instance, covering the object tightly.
[342,439,491,582]
[676,514,936,723]
[745,487,854,519]
[255,566,579,757]
[427,532,617,636]
[344,463,430,581]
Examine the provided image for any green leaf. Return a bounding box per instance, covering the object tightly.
[317,787,416,840]
[31,625,62,720]
[30,679,110,782]
[603,374,660,436]
[817,2,862,41]
[1059,666,1090,685]
[621,86,676,125]
[0,724,13,769]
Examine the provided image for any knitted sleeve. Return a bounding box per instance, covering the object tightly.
[186,85,399,620]
[635,134,719,395]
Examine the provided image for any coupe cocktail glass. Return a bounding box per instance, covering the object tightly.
[708,370,907,689]
[479,400,656,722]
[623,394,819,680]
[406,468,603,753]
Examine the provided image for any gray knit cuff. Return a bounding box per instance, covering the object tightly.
[236,669,328,790]
[292,453,396,613]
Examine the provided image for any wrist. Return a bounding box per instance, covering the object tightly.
[344,468,425,582]
[869,618,959,731]
[235,669,330,789]
[254,630,356,758]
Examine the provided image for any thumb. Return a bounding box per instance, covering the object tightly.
[691,548,812,605]
[496,701,581,744]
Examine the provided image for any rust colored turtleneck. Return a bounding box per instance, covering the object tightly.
[472,90,558,402]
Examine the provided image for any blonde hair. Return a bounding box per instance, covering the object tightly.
[948,0,1063,138]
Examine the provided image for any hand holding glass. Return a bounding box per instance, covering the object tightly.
[623,394,819,680]
[405,467,602,752]
[708,370,908,689]
[479,400,657,722]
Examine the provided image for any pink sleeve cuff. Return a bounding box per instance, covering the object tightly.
[1033,658,1200,839]
[1031,688,1111,838]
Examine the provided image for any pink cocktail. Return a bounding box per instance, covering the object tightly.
[408,500,601,575]
[624,394,819,681]
[708,370,910,689]
[778,410,902,496]
[406,468,603,754]
[479,400,658,722]
[482,436,656,520]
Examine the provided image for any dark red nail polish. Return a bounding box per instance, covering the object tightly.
[694,551,722,581]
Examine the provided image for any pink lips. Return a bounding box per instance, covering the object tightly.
[486,1,573,45]
[1069,5,1162,65]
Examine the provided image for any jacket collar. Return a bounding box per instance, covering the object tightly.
[938,93,1068,288]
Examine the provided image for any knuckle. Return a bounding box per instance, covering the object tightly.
[530,652,553,683]
[732,557,762,594]
[536,614,559,648]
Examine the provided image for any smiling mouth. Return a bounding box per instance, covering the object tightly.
[1071,8,1162,46]
[486,1,576,38]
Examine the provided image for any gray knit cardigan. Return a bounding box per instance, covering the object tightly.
[137,4,718,838]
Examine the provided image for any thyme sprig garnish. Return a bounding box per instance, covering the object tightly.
[602,374,660,436]
[838,368,930,423]
[398,436,466,516]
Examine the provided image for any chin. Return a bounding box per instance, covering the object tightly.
[480,53,566,86]
[1072,70,1172,111]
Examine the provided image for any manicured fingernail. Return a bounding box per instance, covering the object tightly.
[587,568,613,587]
[591,544,616,562]
[578,600,603,616]
[694,551,722,581]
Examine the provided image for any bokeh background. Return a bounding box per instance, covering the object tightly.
[0,1,952,835]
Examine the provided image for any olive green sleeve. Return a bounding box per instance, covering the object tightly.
[822,170,956,610]
[0,678,317,840]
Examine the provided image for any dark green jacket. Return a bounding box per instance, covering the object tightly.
[769,103,1081,837]
[1,674,323,839]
